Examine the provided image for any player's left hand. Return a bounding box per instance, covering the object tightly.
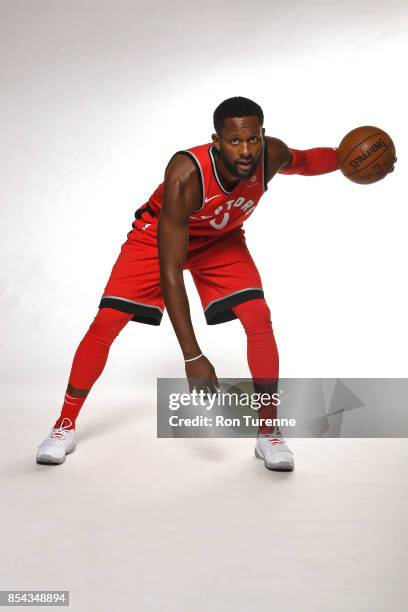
[388,156,397,174]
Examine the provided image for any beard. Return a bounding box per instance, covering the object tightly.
[215,147,258,179]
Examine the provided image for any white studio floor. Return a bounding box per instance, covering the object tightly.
[1,385,408,612]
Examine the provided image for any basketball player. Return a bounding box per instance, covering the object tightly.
[36,96,374,470]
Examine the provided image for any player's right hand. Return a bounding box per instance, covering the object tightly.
[185,355,219,395]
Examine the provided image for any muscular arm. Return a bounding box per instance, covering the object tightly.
[158,153,201,358]
[157,153,218,389]
[264,135,339,181]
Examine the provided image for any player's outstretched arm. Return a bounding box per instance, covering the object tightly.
[158,154,219,393]
[264,136,339,181]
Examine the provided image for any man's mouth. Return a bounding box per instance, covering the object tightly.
[237,160,253,170]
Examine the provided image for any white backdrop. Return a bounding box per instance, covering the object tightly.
[1,0,407,393]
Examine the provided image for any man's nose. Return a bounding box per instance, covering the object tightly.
[240,143,251,158]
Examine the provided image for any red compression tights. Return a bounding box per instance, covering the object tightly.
[232,299,280,435]
[54,308,133,429]
[55,299,279,433]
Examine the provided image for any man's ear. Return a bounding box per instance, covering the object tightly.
[211,132,220,151]
[262,127,265,138]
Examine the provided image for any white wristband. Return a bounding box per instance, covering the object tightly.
[184,353,204,363]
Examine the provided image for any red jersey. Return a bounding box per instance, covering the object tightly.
[132,141,268,237]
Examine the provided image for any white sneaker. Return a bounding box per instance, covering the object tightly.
[36,418,76,465]
[255,430,294,471]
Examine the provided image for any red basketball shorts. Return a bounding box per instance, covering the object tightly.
[99,224,265,326]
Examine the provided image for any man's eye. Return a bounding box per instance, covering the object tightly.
[250,137,258,143]
[231,139,239,145]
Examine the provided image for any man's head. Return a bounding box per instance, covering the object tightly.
[212,97,265,179]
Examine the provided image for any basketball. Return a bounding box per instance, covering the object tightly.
[338,126,396,184]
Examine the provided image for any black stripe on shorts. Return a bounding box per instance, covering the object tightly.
[204,288,264,325]
[99,296,163,326]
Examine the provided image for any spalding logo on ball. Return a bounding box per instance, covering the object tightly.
[338,126,396,184]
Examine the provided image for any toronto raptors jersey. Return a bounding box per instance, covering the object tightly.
[132,141,268,237]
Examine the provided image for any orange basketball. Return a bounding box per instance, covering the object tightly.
[338,126,396,184]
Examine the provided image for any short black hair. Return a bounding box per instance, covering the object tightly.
[213,97,264,134]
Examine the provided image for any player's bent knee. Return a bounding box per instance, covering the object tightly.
[87,308,133,343]
[232,299,273,335]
